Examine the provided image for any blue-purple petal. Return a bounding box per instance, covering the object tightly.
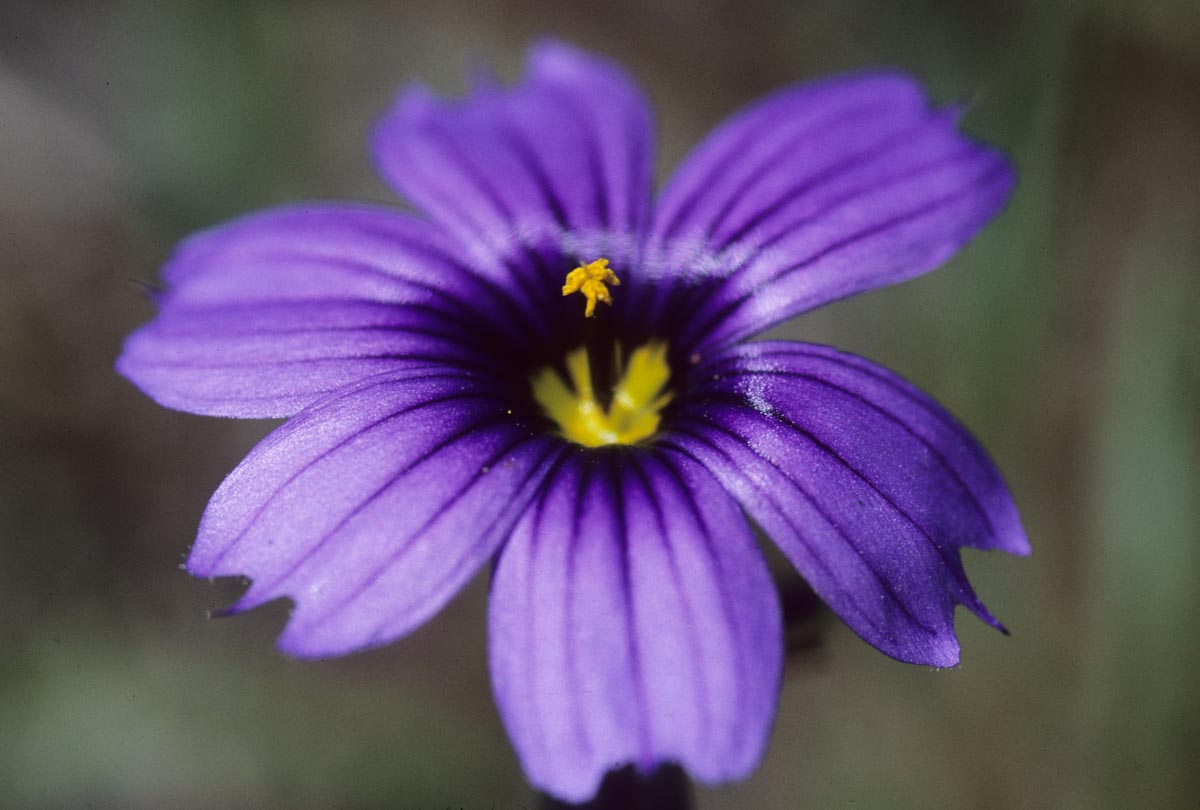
[643,71,1013,353]
[661,340,1027,666]
[116,204,520,417]
[651,72,927,249]
[160,203,486,306]
[188,366,564,658]
[489,449,782,802]
[371,41,653,274]
[117,300,479,417]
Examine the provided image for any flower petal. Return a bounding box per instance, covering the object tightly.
[117,204,532,418]
[642,72,1013,353]
[371,41,653,277]
[118,300,481,418]
[651,72,926,248]
[661,341,1027,666]
[188,366,564,658]
[489,448,781,802]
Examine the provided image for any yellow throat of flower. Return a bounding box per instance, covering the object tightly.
[535,259,671,447]
[531,341,673,447]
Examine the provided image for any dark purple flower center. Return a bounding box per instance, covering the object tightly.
[530,258,674,447]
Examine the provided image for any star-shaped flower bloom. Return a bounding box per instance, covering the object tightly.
[118,42,1029,802]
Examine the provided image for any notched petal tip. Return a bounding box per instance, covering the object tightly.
[129,277,164,303]
[204,593,270,621]
[998,523,1033,557]
[181,368,565,663]
[670,341,1026,669]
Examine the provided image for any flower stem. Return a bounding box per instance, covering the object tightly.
[537,765,692,810]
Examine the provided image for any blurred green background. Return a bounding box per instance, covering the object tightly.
[2,1,1197,808]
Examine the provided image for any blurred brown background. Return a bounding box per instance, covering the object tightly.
[1,1,1198,808]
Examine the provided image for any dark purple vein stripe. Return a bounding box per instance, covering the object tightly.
[642,140,990,345]
[255,411,527,619]
[715,116,966,251]
[662,419,940,636]
[701,107,943,248]
[356,438,567,647]
[424,120,570,280]
[654,86,920,244]
[202,376,505,571]
[691,366,1000,539]
[654,428,888,635]
[344,217,551,350]
[688,392,1000,626]
[496,121,573,230]
[564,457,596,761]
[629,451,714,747]
[681,159,1010,352]
[661,452,756,718]
[698,342,1016,535]
[608,452,653,767]
[390,123,552,313]
[541,82,614,231]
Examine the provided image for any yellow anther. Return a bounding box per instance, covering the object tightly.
[562,258,621,318]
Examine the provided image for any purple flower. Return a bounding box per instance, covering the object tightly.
[118,42,1028,801]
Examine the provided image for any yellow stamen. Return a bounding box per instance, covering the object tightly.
[531,342,672,447]
[562,258,620,318]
